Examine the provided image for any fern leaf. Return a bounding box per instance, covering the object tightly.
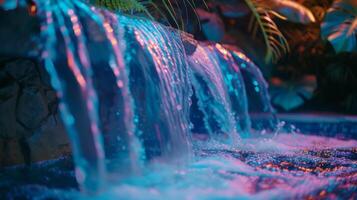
[92,0,148,12]
[246,0,290,63]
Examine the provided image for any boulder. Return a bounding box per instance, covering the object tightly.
[0,59,70,167]
[0,71,19,139]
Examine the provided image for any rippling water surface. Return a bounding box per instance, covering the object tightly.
[1,1,356,199]
[2,133,356,200]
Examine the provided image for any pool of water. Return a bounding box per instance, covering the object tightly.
[0,2,356,199]
[2,120,356,199]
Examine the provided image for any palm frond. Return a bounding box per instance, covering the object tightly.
[92,0,148,12]
[90,0,206,31]
[257,0,316,24]
[246,0,290,63]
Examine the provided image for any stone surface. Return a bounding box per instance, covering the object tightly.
[0,58,70,167]
[0,73,19,139]
[0,139,25,166]
[0,7,40,58]
[29,117,71,163]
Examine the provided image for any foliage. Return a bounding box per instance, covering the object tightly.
[90,0,148,12]
[271,0,333,81]
[321,0,357,53]
[89,0,206,30]
[89,0,316,63]
[245,0,315,63]
[314,52,357,113]
[246,0,290,63]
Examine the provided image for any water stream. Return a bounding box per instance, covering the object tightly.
[1,0,356,199]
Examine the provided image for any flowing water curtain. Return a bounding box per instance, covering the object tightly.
[188,42,253,143]
[20,0,193,190]
[213,44,252,136]
[188,41,279,141]
[35,0,105,192]
[1,0,280,188]
[120,16,193,163]
[34,0,147,192]
[85,1,194,164]
[230,48,279,134]
[73,0,146,178]
[189,43,240,143]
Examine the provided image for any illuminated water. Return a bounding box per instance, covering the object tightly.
[1,0,357,199]
[2,132,357,199]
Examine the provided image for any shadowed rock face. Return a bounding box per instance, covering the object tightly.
[0,5,71,167]
[0,6,40,58]
[0,59,53,140]
[0,59,70,167]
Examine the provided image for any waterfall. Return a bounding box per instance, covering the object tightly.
[8,0,278,193]
[120,16,193,163]
[230,49,279,134]
[188,43,248,143]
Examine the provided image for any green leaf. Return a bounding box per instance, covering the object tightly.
[262,0,316,24]
[321,0,357,53]
[91,0,147,12]
[246,0,290,63]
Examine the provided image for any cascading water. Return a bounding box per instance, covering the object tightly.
[32,0,279,191]
[188,42,249,142]
[37,0,107,191]
[187,41,279,141]
[1,0,357,199]
[230,48,279,133]
[120,16,193,163]
[34,0,195,192]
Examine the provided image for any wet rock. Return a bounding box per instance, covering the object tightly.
[0,73,19,139]
[0,58,70,166]
[5,59,41,86]
[270,76,317,111]
[0,7,40,58]
[181,32,198,56]
[29,117,71,163]
[210,0,250,18]
[16,88,48,131]
[0,139,26,166]
[196,8,225,42]
[8,60,49,132]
